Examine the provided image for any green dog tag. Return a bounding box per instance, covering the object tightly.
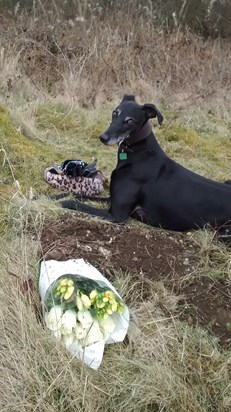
[119,152,128,160]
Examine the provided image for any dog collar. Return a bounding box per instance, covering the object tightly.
[118,121,152,160]
[126,121,152,145]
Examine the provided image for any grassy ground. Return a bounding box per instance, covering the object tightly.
[0,9,231,412]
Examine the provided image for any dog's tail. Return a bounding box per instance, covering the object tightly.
[60,198,110,219]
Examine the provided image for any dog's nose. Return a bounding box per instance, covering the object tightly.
[100,133,109,144]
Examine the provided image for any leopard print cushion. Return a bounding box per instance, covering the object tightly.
[44,167,104,196]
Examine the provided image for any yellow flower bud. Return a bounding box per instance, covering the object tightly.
[111,301,118,312]
[67,279,74,287]
[60,279,68,287]
[64,285,74,300]
[60,286,66,293]
[105,290,114,300]
[106,308,113,315]
[90,289,98,300]
[76,296,83,311]
[96,302,105,309]
[103,313,108,320]
[103,297,109,303]
[81,294,91,308]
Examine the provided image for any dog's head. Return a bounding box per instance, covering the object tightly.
[100,94,163,146]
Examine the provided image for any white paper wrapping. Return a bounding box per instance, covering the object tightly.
[39,258,130,370]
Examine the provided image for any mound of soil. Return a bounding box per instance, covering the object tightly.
[40,215,231,347]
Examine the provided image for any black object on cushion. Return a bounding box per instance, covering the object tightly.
[61,159,98,178]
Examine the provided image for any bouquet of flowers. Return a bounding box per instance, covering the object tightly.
[39,259,129,370]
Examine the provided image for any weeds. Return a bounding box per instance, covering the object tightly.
[0,214,230,411]
[0,6,231,412]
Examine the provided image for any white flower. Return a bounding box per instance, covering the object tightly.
[99,316,116,339]
[45,306,63,331]
[62,333,75,349]
[85,320,104,346]
[77,310,93,329]
[75,323,87,340]
[61,310,77,334]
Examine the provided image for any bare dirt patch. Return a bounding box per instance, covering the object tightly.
[40,215,231,347]
[178,277,231,347]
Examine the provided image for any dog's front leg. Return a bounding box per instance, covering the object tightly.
[109,187,138,224]
[109,202,132,224]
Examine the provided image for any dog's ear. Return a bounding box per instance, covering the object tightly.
[122,94,136,102]
[142,103,163,125]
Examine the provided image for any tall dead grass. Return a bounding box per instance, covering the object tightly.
[0,10,230,115]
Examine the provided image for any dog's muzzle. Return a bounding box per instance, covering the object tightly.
[100,133,130,146]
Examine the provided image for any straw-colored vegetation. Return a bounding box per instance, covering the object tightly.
[0,2,231,411]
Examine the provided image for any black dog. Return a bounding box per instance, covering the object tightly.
[60,94,231,232]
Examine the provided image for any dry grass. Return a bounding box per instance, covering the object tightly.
[0,202,230,412]
[190,229,231,283]
[0,8,231,412]
[0,9,230,116]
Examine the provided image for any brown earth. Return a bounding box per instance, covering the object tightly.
[40,215,231,347]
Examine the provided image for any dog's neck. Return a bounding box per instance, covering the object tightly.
[118,121,163,157]
[126,121,152,145]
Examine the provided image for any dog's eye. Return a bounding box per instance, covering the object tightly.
[112,111,118,120]
[126,118,134,125]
